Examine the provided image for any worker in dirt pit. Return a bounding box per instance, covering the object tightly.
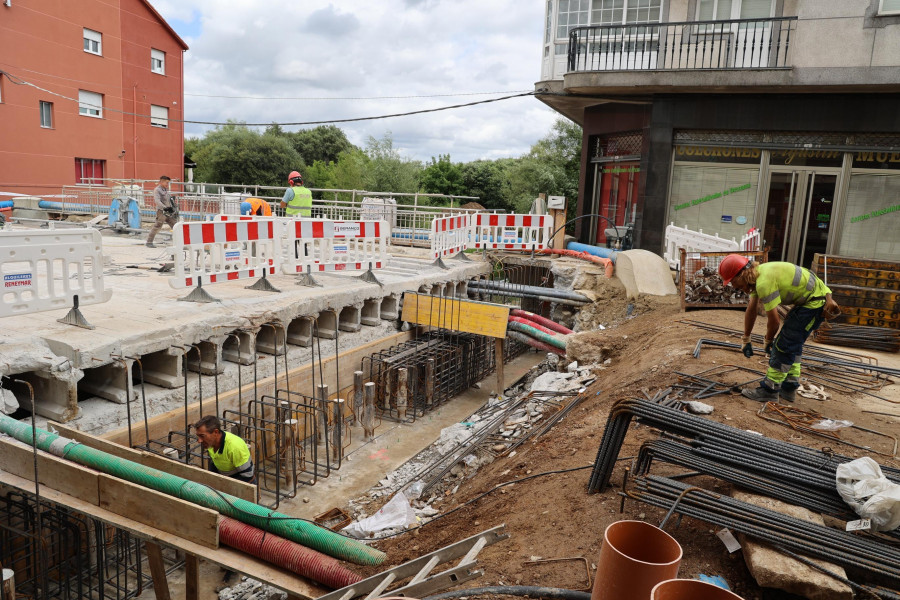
[279,170,312,217]
[194,415,255,483]
[240,197,272,217]
[719,255,841,403]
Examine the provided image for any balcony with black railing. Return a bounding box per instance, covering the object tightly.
[567,16,797,73]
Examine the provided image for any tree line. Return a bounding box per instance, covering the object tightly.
[184,119,581,214]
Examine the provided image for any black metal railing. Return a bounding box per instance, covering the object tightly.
[568,16,797,72]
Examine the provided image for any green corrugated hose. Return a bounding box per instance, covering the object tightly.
[507,320,568,351]
[0,414,385,566]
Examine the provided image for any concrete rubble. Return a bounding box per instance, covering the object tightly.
[218,577,287,600]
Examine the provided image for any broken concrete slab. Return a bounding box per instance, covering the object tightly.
[733,490,853,600]
[614,249,677,299]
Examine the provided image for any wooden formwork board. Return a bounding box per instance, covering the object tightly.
[0,468,326,599]
[401,292,510,338]
[0,437,220,548]
[50,421,256,502]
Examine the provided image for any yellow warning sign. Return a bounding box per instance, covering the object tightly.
[401,292,509,339]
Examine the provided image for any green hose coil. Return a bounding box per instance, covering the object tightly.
[507,320,568,351]
[0,414,385,566]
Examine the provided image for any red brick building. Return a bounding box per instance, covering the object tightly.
[0,0,188,197]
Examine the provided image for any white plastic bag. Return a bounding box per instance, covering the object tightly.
[344,492,417,538]
[835,457,900,532]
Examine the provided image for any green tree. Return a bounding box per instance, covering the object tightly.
[459,159,513,211]
[364,133,422,194]
[420,154,464,197]
[289,125,355,166]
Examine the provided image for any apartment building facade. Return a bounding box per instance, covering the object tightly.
[537,0,900,264]
[0,0,188,196]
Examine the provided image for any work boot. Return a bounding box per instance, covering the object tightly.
[146,242,156,248]
[741,385,778,403]
[779,387,796,403]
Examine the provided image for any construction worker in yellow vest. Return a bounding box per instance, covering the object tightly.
[194,415,254,483]
[280,170,312,217]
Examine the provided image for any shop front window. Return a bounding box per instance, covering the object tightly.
[837,173,900,260]
[667,164,759,241]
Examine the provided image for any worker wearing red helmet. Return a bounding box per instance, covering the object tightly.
[280,171,312,217]
[719,255,841,402]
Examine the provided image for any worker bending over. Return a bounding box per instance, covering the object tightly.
[240,197,272,217]
[194,415,254,483]
[719,255,840,402]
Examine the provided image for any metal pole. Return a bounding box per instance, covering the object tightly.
[353,371,364,426]
[363,382,376,441]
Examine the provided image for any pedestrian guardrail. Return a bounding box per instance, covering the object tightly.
[431,215,471,260]
[664,223,740,269]
[0,228,112,328]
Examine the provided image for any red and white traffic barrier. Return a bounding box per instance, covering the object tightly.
[169,220,279,289]
[0,229,112,322]
[430,214,471,259]
[280,219,388,275]
[471,214,552,251]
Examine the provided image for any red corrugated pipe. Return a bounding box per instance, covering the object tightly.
[218,516,363,589]
[537,248,614,278]
[508,315,559,336]
[508,331,566,357]
[509,309,573,335]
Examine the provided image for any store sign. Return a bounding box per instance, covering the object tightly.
[850,203,900,224]
[602,166,640,174]
[673,183,752,211]
[676,146,761,159]
[854,151,900,165]
[678,145,900,167]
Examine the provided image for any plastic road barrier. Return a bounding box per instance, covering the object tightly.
[431,214,471,259]
[740,227,761,251]
[663,223,739,269]
[280,219,388,275]
[0,229,111,318]
[471,214,552,251]
[169,220,279,289]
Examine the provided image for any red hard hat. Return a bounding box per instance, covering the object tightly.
[288,171,302,185]
[719,254,751,286]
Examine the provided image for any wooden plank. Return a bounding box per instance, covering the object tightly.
[50,422,256,502]
[104,330,413,447]
[821,273,900,291]
[0,469,327,600]
[185,554,199,600]
[812,253,900,271]
[828,284,900,304]
[495,338,505,393]
[98,474,220,549]
[842,314,900,328]
[829,293,900,313]
[0,437,99,505]
[401,292,510,338]
[145,542,172,600]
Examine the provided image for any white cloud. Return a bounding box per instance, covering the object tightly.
[151,0,560,162]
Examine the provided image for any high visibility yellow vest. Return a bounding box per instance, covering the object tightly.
[751,262,832,312]
[207,431,253,477]
[286,186,312,217]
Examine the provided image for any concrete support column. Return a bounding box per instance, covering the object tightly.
[141,347,184,389]
[222,329,257,365]
[361,299,381,326]
[338,305,362,333]
[380,295,399,321]
[353,370,364,426]
[425,359,435,408]
[395,367,408,419]
[80,358,136,404]
[455,281,468,298]
[362,381,375,441]
[316,384,329,446]
[331,398,344,461]
[186,337,225,375]
[286,317,312,347]
[256,323,286,356]
[316,310,338,339]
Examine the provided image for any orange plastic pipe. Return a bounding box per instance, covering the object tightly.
[652,579,746,600]
[537,248,614,278]
[592,521,682,600]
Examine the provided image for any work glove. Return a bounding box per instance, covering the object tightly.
[764,338,774,356]
[741,336,754,358]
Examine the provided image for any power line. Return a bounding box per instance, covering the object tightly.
[0,69,540,127]
[184,90,535,100]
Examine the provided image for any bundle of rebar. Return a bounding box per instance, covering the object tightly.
[587,398,900,494]
[814,321,900,353]
[628,475,900,598]
[468,280,591,306]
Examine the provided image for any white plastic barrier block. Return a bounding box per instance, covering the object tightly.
[280,219,388,275]
[0,229,111,318]
[741,228,761,251]
[664,223,739,269]
[471,214,551,251]
[169,220,279,289]
[431,214,471,259]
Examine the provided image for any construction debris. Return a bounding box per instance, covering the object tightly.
[219,577,287,600]
[683,266,749,305]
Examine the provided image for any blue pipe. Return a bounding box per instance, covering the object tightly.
[0,201,12,209]
[567,241,619,262]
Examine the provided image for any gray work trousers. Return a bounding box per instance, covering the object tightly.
[147,209,177,243]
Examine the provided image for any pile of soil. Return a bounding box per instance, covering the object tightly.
[360,306,900,599]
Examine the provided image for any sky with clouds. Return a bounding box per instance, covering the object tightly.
[151,0,560,163]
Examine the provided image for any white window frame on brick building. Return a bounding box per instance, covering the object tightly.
[78,90,103,118]
[40,101,53,128]
[83,28,102,55]
[150,104,169,128]
[151,48,166,75]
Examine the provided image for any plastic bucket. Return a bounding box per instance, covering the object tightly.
[592,520,683,600]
